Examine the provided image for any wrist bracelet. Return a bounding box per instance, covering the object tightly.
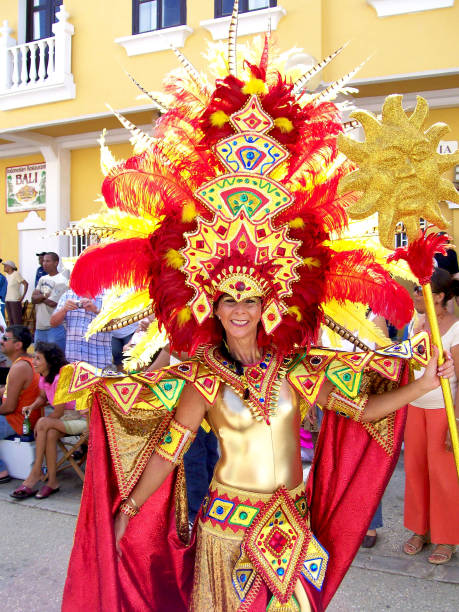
[119,499,139,519]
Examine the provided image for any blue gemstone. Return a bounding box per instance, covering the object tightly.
[311,563,318,571]
[240,574,246,582]
[260,362,267,369]
[223,361,228,365]
[259,398,264,403]
[216,506,224,515]
[247,151,255,159]
[277,568,285,576]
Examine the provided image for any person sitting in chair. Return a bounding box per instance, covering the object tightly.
[10,342,88,499]
[0,326,40,483]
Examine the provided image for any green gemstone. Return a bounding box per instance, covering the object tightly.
[239,511,248,520]
[275,511,281,518]
[343,373,352,381]
[165,434,172,444]
[164,382,172,391]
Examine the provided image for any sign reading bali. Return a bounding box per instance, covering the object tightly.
[6,162,46,213]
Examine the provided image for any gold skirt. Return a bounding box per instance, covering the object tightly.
[190,480,312,612]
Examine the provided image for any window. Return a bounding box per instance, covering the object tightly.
[69,224,98,258]
[395,219,427,249]
[26,0,63,41]
[215,0,277,17]
[132,0,186,34]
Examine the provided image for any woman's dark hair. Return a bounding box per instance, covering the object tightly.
[34,342,68,384]
[431,268,459,306]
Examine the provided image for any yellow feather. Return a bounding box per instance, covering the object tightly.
[303,257,321,269]
[123,320,168,370]
[288,305,302,322]
[85,288,151,338]
[242,77,268,95]
[164,249,185,269]
[289,217,304,229]
[177,306,192,326]
[210,110,230,127]
[323,299,390,347]
[78,208,159,240]
[274,117,294,133]
[182,202,197,223]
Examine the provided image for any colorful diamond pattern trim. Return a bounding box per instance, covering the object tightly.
[243,486,310,604]
[215,132,289,176]
[337,351,374,373]
[232,548,257,602]
[409,331,431,366]
[228,504,260,527]
[301,534,329,591]
[325,362,362,399]
[103,379,143,414]
[229,95,274,134]
[69,362,100,393]
[368,356,403,382]
[207,498,235,522]
[151,378,185,411]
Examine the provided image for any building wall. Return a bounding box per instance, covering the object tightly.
[0,1,458,276]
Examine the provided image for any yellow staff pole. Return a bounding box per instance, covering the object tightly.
[422,283,459,480]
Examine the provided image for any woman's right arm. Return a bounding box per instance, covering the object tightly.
[114,383,207,554]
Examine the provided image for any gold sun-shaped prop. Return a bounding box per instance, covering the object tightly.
[338,94,459,249]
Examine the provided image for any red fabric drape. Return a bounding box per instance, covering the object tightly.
[62,396,194,612]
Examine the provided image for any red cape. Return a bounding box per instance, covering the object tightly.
[63,391,407,611]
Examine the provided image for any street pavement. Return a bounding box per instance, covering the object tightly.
[0,453,457,611]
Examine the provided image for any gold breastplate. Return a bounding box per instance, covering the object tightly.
[207,379,303,493]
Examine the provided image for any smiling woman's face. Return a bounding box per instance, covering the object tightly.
[215,295,262,341]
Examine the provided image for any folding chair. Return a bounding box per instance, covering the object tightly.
[45,430,89,482]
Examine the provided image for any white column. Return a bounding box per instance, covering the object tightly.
[41,145,71,258]
[0,21,16,91]
[51,5,74,85]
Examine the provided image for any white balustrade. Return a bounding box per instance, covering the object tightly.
[0,5,75,110]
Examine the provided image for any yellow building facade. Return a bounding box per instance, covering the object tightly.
[0,0,458,295]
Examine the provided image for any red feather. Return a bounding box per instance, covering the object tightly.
[70,238,155,299]
[387,229,449,285]
[326,250,413,328]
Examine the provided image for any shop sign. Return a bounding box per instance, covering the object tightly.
[6,162,46,213]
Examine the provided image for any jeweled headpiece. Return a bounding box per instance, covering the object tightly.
[67,4,414,356]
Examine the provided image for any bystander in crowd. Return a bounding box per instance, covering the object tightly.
[50,289,112,369]
[32,252,68,351]
[3,261,28,325]
[0,326,40,483]
[34,252,47,287]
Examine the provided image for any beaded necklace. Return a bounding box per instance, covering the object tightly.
[202,345,292,424]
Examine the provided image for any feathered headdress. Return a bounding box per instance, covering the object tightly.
[68,3,413,356]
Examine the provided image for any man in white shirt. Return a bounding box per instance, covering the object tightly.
[32,252,68,351]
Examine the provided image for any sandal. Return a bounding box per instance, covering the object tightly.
[10,485,37,499]
[403,533,427,555]
[428,544,456,565]
[35,485,60,499]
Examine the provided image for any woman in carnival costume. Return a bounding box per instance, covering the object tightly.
[56,8,454,611]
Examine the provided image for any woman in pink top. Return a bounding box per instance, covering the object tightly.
[10,342,87,500]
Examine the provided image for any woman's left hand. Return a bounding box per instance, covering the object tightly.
[437,349,454,379]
